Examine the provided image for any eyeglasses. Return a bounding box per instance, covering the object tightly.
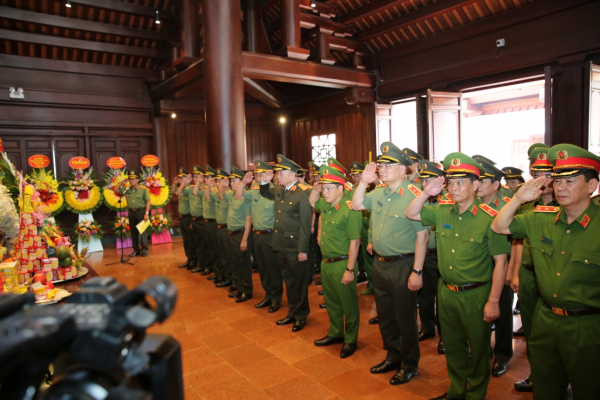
[322,185,340,192]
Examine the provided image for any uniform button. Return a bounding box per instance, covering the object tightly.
[585,260,589,264]
[557,273,560,276]
[455,233,458,237]
[566,230,570,234]
[281,201,284,203]
[379,251,382,254]
[452,249,455,252]
[554,294,557,298]
[380,224,382,227]
[470,238,473,242]
[459,217,462,220]
[289,202,293,205]
[276,220,278,223]
[279,210,281,213]
[449,266,452,269]
[561,251,565,255]
[442,232,445,235]
[275,230,277,233]
[376,239,379,241]
[388,199,391,201]
[542,249,545,252]
[290,235,293,238]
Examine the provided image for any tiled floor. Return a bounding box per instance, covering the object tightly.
[87,238,533,400]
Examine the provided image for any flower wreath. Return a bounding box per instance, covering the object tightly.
[28,169,65,217]
[63,167,103,214]
[102,169,130,211]
[140,167,172,209]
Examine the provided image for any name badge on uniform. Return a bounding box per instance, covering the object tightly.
[253,198,258,202]
[442,223,452,229]
[377,201,383,207]
[540,236,553,245]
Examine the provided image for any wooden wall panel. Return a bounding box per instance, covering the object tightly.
[54,137,85,179]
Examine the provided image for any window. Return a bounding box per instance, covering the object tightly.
[589,63,600,156]
[376,101,419,154]
[311,133,336,165]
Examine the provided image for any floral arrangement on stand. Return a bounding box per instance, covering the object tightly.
[102,168,130,211]
[0,184,19,250]
[28,169,64,217]
[63,168,103,214]
[113,215,131,238]
[149,213,172,234]
[140,166,172,209]
[74,220,103,243]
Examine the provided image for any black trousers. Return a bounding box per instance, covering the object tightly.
[216,225,233,281]
[203,219,219,273]
[373,255,420,368]
[179,214,195,263]
[253,231,283,303]
[128,209,148,252]
[228,230,253,296]
[277,251,310,322]
[190,218,206,270]
[418,252,441,338]
[493,285,514,363]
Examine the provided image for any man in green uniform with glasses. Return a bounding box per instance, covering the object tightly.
[118,170,150,257]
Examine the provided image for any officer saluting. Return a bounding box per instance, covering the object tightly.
[118,170,150,257]
[172,168,196,269]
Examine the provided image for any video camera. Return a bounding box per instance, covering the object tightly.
[0,276,183,400]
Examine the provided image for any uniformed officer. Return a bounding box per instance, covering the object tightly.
[351,142,428,386]
[406,152,510,400]
[476,158,515,378]
[172,168,196,269]
[526,143,549,176]
[189,165,207,273]
[236,161,283,312]
[493,144,600,400]
[309,165,362,358]
[297,169,308,184]
[473,155,513,199]
[508,147,557,393]
[416,160,445,355]
[201,165,221,281]
[501,167,525,193]
[224,166,253,303]
[260,154,313,332]
[327,158,355,199]
[403,147,423,185]
[209,168,235,288]
[350,161,374,295]
[118,170,150,257]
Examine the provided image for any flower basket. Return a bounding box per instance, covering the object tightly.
[149,213,172,234]
[102,169,130,211]
[74,220,104,243]
[63,168,103,214]
[140,167,172,209]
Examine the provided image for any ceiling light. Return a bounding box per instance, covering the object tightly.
[66,0,71,8]
[171,113,176,119]
[155,10,161,24]
[311,0,316,8]
[279,117,286,123]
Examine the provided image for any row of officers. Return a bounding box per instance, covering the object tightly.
[158,141,600,400]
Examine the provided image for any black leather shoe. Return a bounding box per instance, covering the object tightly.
[228,285,238,293]
[213,276,224,283]
[141,250,148,257]
[268,303,281,313]
[491,360,507,377]
[356,271,368,283]
[513,326,524,337]
[255,299,272,309]
[314,336,344,346]
[190,267,202,273]
[370,360,400,374]
[200,269,213,276]
[419,331,435,342]
[130,251,140,258]
[437,340,445,355]
[318,290,323,296]
[315,266,321,274]
[186,262,197,270]
[390,367,418,385]
[340,343,357,359]
[178,261,189,268]
[514,378,533,392]
[369,317,379,325]
[292,320,306,332]
[228,292,240,298]
[315,280,322,286]
[235,294,252,303]
[215,280,232,288]
[208,274,219,281]
[429,394,460,400]
[319,303,327,309]
[276,316,295,326]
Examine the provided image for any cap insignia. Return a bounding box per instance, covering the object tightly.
[451,158,461,167]
[423,164,427,170]
[323,168,329,175]
[277,157,282,163]
[557,150,569,160]
[383,145,389,153]
[538,152,547,160]
[506,169,512,174]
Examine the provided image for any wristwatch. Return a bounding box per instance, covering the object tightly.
[412,269,423,275]
[145,212,149,215]
[346,268,354,273]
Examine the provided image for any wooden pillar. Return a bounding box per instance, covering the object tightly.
[245,0,272,54]
[311,32,335,65]
[180,0,200,58]
[202,0,246,170]
[280,0,310,59]
[551,57,586,146]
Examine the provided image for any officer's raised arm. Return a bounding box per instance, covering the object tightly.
[351,162,376,210]
[492,176,546,234]
[405,176,444,221]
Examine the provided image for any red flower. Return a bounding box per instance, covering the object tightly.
[126,227,130,230]
[79,190,90,200]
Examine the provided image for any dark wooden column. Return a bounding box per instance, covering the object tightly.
[245,0,272,54]
[551,57,586,147]
[202,0,246,170]
[280,0,310,59]
[180,0,200,58]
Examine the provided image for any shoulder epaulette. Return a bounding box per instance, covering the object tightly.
[408,184,422,197]
[445,193,451,200]
[251,185,259,190]
[534,206,560,213]
[210,187,216,192]
[346,200,353,210]
[502,184,510,190]
[344,182,353,191]
[438,199,455,205]
[297,184,310,191]
[479,203,499,217]
[376,183,387,188]
[502,196,511,203]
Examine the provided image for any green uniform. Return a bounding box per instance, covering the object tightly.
[419,197,441,339]
[314,197,362,344]
[509,202,600,400]
[213,188,234,282]
[202,186,220,274]
[592,194,600,205]
[244,184,283,303]
[190,184,207,270]
[359,209,374,293]
[120,185,150,253]
[226,190,253,296]
[177,185,196,264]
[499,186,514,199]
[420,198,510,400]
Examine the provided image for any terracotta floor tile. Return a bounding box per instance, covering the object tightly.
[201,329,251,352]
[202,380,272,400]
[182,347,224,374]
[265,375,335,400]
[341,341,387,371]
[185,363,247,397]
[213,305,260,323]
[321,368,390,400]
[172,332,206,353]
[267,337,325,364]
[218,342,274,369]
[292,352,354,383]
[187,318,232,339]
[239,357,303,389]
[245,325,297,349]
[228,315,275,334]
[184,387,203,400]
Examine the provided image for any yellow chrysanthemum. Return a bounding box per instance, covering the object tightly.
[47,191,64,213]
[149,187,170,207]
[64,186,102,212]
[103,188,128,209]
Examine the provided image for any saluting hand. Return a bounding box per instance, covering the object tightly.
[361,162,377,184]
[484,301,500,322]
[242,172,253,184]
[515,176,546,203]
[312,182,323,193]
[173,177,180,185]
[262,170,274,183]
[423,176,445,197]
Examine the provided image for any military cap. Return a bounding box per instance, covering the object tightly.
[204,165,217,176]
[254,160,274,173]
[192,165,205,175]
[311,165,321,176]
[127,170,140,179]
[472,155,496,165]
[403,148,424,162]
[501,167,524,179]
[350,161,364,175]
[177,167,189,177]
[229,166,244,179]
[478,159,505,181]
[308,161,317,169]
[327,158,347,175]
[377,142,412,166]
[548,144,600,177]
[215,167,229,180]
[443,152,485,178]
[419,160,445,179]
[529,148,553,172]
[528,143,549,157]
[319,165,348,184]
[297,169,307,178]
[274,154,301,172]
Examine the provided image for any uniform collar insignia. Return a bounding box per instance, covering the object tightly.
[335,203,340,211]
[398,187,404,196]
[554,210,561,224]
[580,213,590,228]
[494,198,499,207]
[471,205,478,216]
[290,185,296,191]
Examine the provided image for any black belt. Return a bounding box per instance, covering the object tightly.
[179,214,190,218]
[131,209,140,212]
[192,216,202,220]
[217,224,228,229]
[524,264,535,273]
[377,253,414,263]
[543,300,600,317]
[253,229,272,235]
[323,255,349,264]
[204,218,215,223]
[229,228,244,235]
[442,279,489,292]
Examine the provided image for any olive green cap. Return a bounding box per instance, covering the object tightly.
[528,143,549,157]
[501,167,524,179]
[529,148,553,172]
[478,159,505,181]
[319,165,348,184]
[128,170,140,179]
[419,160,445,179]
[548,144,600,177]
[274,154,301,172]
[297,169,307,178]
[377,142,412,166]
[403,148,423,162]
[472,155,496,166]
[215,168,229,180]
[443,152,485,178]
[254,160,274,173]
[204,165,216,176]
[229,166,244,179]
[311,165,321,176]
[177,167,189,177]
[327,158,347,175]
[192,165,205,175]
[350,161,364,175]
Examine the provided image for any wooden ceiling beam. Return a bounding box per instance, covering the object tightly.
[0,29,161,58]
[341,0,405,25]
[243,78,285,108]
[0,6,166,42]
[69,0,175,20]
[355,0,478,42]
[300,12,353,37]
[173,80,205,100]
[298,0,338,17]
[150,59,204,100]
